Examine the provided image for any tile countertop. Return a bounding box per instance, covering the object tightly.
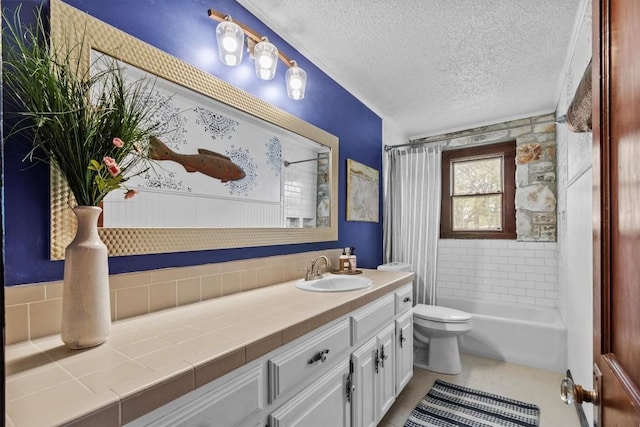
[5,269,414,427]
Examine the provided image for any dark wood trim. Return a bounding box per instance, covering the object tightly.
[592,0,612,360]
[602,354,640,412]
[440,141,516,240]
[592,0,603,361]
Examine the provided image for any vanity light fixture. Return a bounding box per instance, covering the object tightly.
[208,8,307,100]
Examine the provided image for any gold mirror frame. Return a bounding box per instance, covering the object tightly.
[49,0,338,260]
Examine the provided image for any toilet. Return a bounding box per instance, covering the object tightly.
[377,262,472,375]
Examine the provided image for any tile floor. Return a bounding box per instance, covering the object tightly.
[380,353,582,427]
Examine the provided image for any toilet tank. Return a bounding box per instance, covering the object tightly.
[377,262,412,272]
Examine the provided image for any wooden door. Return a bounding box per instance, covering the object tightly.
[593,0,640,425]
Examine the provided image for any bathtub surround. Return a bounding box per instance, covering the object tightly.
[437,239,557,309]
[4,249,341,345]
[410,113,557,242]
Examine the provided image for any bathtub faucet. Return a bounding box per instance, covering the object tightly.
[306,256,330,280]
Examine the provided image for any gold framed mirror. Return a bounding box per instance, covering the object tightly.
[49,0,338,260]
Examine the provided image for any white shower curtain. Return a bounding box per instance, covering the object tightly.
[383,144,442,305]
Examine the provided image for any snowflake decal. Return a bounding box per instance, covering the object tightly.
[141,171,191,192]
[225,146,257,196]
[265,136,282,175]
[144,91,188,148]
[194,107,239,141]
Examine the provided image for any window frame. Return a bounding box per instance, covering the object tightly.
[440,140,516,239]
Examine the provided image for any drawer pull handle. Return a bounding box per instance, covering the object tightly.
[403,297,411,303]
[308,349,330,364]
[400,330,406,348]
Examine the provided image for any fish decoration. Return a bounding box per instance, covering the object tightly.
[149,137,246,183]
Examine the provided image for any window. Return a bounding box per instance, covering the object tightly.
[440,141,516,239]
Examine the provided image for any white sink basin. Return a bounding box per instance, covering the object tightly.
[296,274,372,292]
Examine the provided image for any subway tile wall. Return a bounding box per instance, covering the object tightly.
[436,239,558,308]
[4,249,341,345]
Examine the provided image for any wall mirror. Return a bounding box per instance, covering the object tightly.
[50,0,338,260]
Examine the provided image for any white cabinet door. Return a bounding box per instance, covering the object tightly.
[129,365,263,427]
[269,359,351,427]
[376,323,396,419]
[395,310,413,394]
[351,336,377,427]
[351,323,397,427]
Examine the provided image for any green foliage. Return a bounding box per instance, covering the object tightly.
[2,5,162,206]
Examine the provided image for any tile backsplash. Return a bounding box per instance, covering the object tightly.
[437,239,557,307]
[4,249,341,345]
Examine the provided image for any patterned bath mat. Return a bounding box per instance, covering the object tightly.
[404,379,540,427]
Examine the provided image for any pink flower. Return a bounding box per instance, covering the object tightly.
[103,156,116,167]
[112,137,124,148]
[107,163,121,177]
[124,189,138,200]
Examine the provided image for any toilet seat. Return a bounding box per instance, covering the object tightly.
[413,304,471,323]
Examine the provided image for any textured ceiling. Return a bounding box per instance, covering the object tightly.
[237,0,584,140]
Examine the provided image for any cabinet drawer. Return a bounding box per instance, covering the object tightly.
[395,284,413,314]
[268,318,350,404]
[351,293,395,344]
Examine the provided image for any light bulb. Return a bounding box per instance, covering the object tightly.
[289,76,302,90]
[224,54,238,66]
[286,64,307,100]
[216,20,243,67]
[222,32,238,52]
[259,55,274,69]
[259,69,271,80]
[254,40,278,80]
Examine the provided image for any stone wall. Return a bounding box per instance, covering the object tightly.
[411,113,557,241]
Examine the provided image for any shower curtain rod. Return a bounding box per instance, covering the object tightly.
[283,158,318,167]
[384,117,558,152]
[384,135,450,152]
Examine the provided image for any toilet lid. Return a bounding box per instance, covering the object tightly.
[413,305,471,323]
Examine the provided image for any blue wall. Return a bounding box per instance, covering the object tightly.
[2,0,383,286]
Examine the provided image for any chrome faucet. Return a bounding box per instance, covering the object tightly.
[306,255,331,280]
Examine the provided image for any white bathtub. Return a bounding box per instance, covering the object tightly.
[437,296,567,372]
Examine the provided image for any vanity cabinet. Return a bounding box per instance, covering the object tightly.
[127,281,414,427]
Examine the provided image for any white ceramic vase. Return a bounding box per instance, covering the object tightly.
[61,206,111,349]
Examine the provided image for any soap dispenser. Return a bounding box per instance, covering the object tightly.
[339,247,350,271]
[349,247,357,272]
